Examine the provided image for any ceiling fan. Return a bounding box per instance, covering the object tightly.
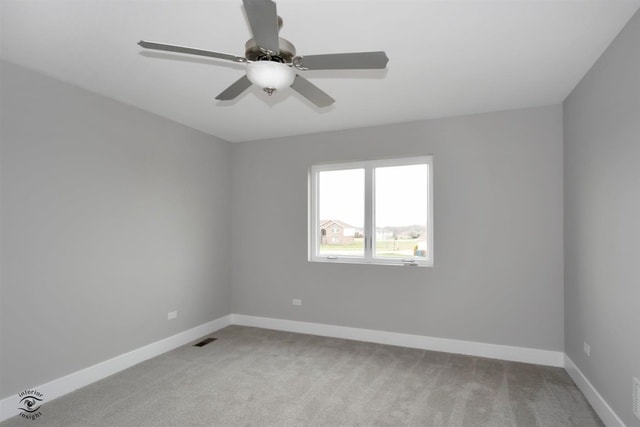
[138,0,388,108]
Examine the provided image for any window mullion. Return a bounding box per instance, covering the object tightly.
[309,167,319,260]
[364,163,373,261]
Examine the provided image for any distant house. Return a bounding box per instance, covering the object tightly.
[319,220,357,245]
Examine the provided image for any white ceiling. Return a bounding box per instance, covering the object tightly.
[1,1,639,142]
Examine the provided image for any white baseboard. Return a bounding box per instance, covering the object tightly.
[230,314,565,367]
[0,314,232,422]
[564,355,624,427]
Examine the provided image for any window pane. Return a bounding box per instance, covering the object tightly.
[318,169,364,257]
[374,164,428,259]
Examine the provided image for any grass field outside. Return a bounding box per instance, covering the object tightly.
[319,238,424,257]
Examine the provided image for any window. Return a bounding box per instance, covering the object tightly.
[309,156,433,266]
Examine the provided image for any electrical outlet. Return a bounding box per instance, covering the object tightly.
[292,298,302,306]
[633,377,640,420]
[583,342,590,357]
[168,311,177,320]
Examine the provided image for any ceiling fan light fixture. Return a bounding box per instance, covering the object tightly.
[246,61,295,95]
[138,0,388,106]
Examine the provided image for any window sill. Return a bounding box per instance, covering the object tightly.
[309,257,433,267]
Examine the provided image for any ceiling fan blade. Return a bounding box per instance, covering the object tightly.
[290,75,335,108]
[138,40,246,63]
[294,51,389,70]
[242,0,280,54]
[215,75,253,100]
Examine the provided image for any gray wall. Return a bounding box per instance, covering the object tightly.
[0,60,232,398]
[231,105,564,351]
[564,10,640,427]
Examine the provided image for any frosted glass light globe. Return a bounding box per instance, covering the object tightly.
[246,61,295,94]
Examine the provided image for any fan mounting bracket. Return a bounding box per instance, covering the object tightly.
[291,56,308,71]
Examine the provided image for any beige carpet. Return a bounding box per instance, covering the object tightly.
[2,325,603,426]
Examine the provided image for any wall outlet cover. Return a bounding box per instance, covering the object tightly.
[583,342,590,357]
[168,311,177,320]
[292,299,302,306]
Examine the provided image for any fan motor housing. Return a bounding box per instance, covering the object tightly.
[245,37,296,63]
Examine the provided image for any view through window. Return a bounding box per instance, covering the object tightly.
[309,156,432,266]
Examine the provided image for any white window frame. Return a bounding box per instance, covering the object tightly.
[308,156,433,267]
